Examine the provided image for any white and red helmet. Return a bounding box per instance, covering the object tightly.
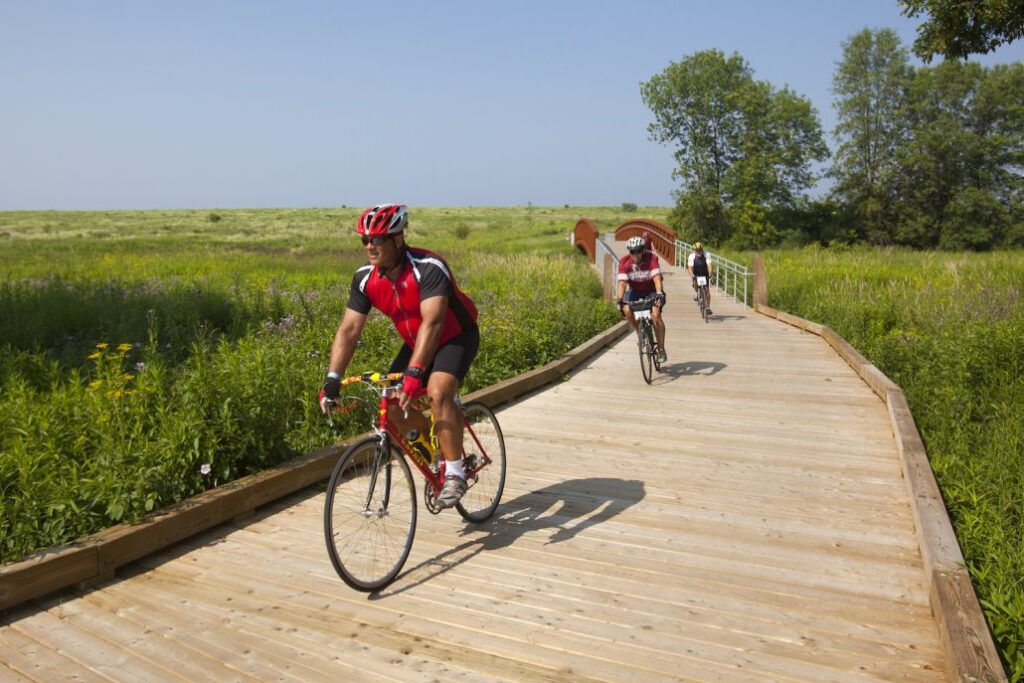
[357,204,408,236]
[626,236,645,254]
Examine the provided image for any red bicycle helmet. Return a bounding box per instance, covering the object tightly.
[357,204,409,236]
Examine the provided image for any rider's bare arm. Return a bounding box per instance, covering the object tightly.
[328,307,368,376]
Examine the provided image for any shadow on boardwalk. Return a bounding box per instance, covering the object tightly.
[371,477,645,598]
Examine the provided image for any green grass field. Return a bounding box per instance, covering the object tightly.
[0,206,667,566]
[761,246,1024,680]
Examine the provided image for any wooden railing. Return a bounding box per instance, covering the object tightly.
[613,218,677,263]
[571,218,597,264]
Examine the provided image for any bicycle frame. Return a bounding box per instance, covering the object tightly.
[339,373,492,497]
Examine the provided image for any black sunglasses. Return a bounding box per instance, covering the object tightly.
[360,234,393,246]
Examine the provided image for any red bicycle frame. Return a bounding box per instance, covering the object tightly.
[343,372,490,494]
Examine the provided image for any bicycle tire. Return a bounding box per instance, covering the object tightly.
[647,322,662,371]
[456,402,507,522]
[638,320,654,384]
[323,436,417,591]
[702,286,710,323]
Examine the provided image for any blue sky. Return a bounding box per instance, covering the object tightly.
[2,1,1022,211]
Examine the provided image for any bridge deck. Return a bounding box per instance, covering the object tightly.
[0,247,946,681]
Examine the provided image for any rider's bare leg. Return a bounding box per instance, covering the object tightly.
[652,306,666,348]
[426,371,464,463]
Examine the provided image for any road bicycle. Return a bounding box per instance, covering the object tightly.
[323,372,506,591]
[695,275,711,323]
[628,295,662,384]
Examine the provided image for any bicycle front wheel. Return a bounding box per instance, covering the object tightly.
[457,402,507,522]
[638,322,654,384]
[647,322,662,372]
[324,436,417,591]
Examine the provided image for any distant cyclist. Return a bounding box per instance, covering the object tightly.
[687,241,713,316]
[318,204,479,510]
[616,235,667,363]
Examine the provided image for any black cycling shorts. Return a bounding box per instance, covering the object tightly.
[389,325,480,384]
[626,289,656,303]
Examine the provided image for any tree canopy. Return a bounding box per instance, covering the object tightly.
[900,0,1024,61]
[642,33,1023,251]
[641,50,828,248]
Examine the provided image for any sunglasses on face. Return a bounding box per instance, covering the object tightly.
[360,235,392,246]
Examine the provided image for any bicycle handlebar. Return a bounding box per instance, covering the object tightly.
[340,371,404,387]
[625,294,660,312]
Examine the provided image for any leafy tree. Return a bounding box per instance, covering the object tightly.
[895,60,1024,249]
[900,0,1024,61]
[641,50,828,248]
[830,28,913,244]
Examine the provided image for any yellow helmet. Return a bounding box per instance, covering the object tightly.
[693,241,702,250]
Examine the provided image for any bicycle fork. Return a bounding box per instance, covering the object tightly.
[362,436,394,519]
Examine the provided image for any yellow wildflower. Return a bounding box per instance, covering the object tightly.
[117,343,133,352]
[88,352,102,360]
[88,379,103,390]
[95,342,109,350]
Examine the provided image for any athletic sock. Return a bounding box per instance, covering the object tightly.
[445,458,465,479]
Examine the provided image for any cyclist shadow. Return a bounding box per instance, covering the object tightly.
[653,361,726,382]
[368,477,645,598]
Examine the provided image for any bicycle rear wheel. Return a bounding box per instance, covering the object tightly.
[323,436,417,591]
[701,287,710,323]
[638,321,654,384]
[457,401,507,522]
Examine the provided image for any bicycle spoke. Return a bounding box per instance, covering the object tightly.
[324,437,417,591]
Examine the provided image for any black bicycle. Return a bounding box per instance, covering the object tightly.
[627,295,662,384]
[695,275,711,323]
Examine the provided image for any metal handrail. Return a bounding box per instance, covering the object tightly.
[674,240,751,306]
[597,233,619,270]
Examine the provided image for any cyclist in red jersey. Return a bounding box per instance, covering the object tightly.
[318,204,479,509]
[616,235,667,363]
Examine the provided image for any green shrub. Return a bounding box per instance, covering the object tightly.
[0,208,623,565]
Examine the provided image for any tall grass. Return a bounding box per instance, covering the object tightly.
[763,246,1024,680]
[0,207,634,566]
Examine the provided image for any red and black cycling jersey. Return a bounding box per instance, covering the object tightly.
[617,252,662,295]
[347,246,478,349]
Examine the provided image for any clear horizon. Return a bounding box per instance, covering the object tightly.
[2,1,1022,212]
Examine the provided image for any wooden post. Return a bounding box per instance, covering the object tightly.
[752,254,768,308]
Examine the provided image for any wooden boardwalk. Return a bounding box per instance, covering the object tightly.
[1,249,951,681]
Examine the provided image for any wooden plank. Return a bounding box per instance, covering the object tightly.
[10,610,189,683]
[137,538,943,683]
[0,625,109,683]
[886,389,965,573]
[0,542,98,612]
[931,569,1008,683]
